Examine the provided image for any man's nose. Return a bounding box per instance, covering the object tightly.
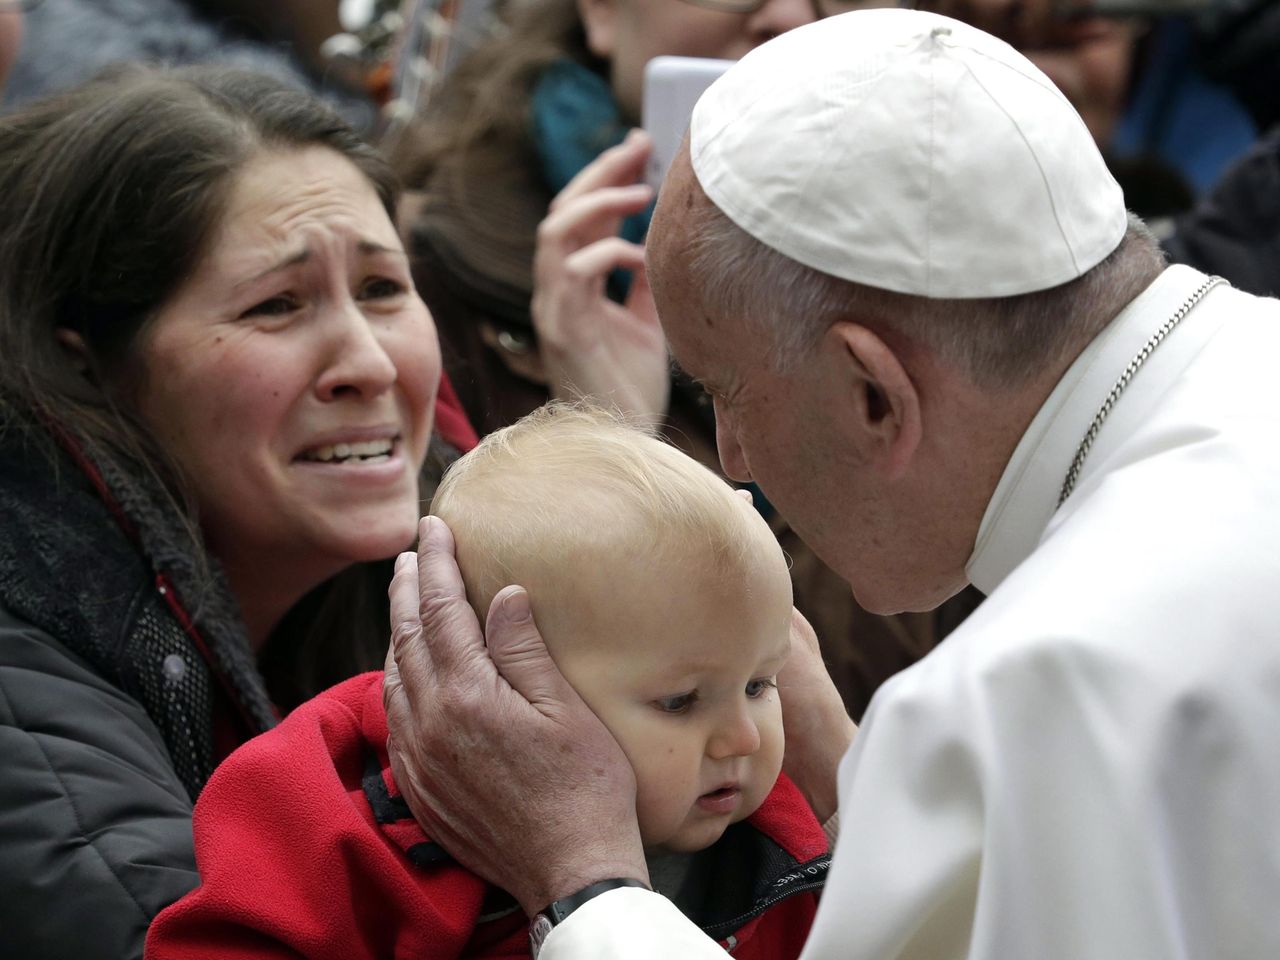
[314,301,398,401]
[708,704,762,760]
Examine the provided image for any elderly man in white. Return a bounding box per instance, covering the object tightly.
[382,9,1280,959]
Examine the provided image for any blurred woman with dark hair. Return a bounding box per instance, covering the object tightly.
[396,0,816,433]
[0,64,472,958]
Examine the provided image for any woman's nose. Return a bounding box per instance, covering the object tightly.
[314,302,398,401]
[708,705,762,760]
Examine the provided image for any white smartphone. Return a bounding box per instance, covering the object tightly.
[642,56,734,189]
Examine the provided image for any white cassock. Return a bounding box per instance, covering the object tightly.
[543,265,1280,959]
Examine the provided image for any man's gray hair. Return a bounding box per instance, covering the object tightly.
[689,203,1167,389]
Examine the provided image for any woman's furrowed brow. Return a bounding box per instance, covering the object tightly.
[235,248,309,288]
[233,239,405,288]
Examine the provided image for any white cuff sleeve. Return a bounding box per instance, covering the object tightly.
[541,886,724,959]
[822,810,840,846]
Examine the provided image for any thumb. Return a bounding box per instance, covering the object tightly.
[484,585,577,711]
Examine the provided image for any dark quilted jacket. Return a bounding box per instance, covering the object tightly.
[0,421,275,959]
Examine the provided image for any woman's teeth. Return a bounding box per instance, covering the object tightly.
[302,439,394,463]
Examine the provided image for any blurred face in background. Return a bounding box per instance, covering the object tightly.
[1021,16,1140,148]
[577,0,818,121]
[913,0,1140,148]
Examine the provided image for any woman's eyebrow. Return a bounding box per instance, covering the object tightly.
[235,240,407,288]
[235,248,310,288]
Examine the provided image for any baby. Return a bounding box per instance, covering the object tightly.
[147,406,829,960]
[435,403,796,857]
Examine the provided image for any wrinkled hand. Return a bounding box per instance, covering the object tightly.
[383,517,649,916]
[531,129,669,427]
[779,608,857,824]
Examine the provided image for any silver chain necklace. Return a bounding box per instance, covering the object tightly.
[1058,275,1226,506]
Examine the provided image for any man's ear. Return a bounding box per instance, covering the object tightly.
[576,0,620,60]
[56,328,91,374]
[825,321,922,479]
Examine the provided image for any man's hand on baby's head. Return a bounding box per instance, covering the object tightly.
[383,517,650,916]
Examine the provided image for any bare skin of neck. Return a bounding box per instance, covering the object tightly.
[878,322,1098,612]
[216,550,335,651]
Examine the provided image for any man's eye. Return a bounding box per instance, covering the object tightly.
[240,295,299,319]
[745,677,777,699]
[654,692,697,714]
[358,277,405,300]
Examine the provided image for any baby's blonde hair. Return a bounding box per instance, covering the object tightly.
[431,403,781,626]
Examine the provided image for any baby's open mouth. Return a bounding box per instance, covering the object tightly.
[696,785,742,814]
[701,787,738,801]
[297,438,396,465]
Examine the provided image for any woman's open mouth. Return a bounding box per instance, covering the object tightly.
[296,437,397,465]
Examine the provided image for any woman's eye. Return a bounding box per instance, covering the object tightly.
[745,677,778,699]
[358,277,405,300]
[239,295,299,319]
[654,692,697,714]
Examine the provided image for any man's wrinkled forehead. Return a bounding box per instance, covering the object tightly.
[647,140,714,327]
[648,143,750,397]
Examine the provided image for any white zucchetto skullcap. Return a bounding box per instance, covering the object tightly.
[689,9,1129,299]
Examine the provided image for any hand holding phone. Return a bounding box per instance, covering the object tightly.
[641,56,733,189]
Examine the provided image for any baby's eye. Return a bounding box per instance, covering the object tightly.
[653,692,697,714]
[240,294,300,319]
[358,276,406,301]
[745,677,778,699]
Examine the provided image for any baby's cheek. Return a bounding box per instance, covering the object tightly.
[630,739,698,839]
[743,711,786,816]
[761,712,785,775]
[631,737,691,801]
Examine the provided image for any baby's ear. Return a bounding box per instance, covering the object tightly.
[734,488,754,507]
[55,328,90,374]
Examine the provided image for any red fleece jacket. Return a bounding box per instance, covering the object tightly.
[147,673,828,959]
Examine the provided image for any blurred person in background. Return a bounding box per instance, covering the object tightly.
[394,0,819,439]
[1159,0,1279,295]
[917,0,1278,299]
[397,0,982,721]
[1163,124,1280,297]
[916,0,1261,217]
[0,0,371,127]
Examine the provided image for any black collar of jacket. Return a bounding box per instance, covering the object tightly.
[0,414,275,797]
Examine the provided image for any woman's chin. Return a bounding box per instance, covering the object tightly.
[313,509,421,569]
